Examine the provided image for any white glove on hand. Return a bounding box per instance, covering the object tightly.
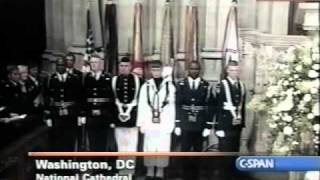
[174,127,181,136]
[46,119,52,127]
[202,128,211,137]
[216,130,225,137]
[110,123,115,128]
[78,117,86,126]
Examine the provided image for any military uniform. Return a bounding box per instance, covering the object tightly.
[215,77,246,180]
[83,71,114,151]
[112,74,142,152]
[176,77,214,151]
[46,72,82,151]
[215,77,246,152]
[137,77,176,167]
[175,77,213,180]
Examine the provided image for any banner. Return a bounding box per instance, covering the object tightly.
[104,2,119,74]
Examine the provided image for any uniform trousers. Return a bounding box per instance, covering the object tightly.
[49,116,78,152]
[218,128,242,180]
[181,130,203,180]
[115,127,139,175]
[143,130,171,167]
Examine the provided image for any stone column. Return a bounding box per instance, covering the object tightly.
[270,1,290,35]
[256,1,272,33]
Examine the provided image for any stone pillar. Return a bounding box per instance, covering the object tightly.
[256,1,272,33]
[270,1,290,35]
[238,0,256,29]
[71,0,86,46]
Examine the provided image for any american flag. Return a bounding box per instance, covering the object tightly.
[84,8,95,61]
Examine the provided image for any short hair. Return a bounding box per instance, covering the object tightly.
[64,53,76,61]
[227,60,239,67]
[149,60,162,68]
[120,57,131,63]
[188,61,201,69]
[56,57,65,65]
[6,65,18,74]
[91,53,103,60]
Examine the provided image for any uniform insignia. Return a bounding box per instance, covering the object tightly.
[179,81,184,85]
[106,78,110,80]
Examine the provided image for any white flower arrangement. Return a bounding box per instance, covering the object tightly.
[248,39,320,155]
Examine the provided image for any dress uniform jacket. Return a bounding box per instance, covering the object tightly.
[176,77,213,132]
[112,74,142,127]
[215,77,246,131]
[137,79,176,146]
[83,71,114,126]
[47,73,82,127]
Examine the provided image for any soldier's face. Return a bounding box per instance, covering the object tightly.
[188,63,200,79]
[9,70,20,82]
[65,59,75,68]
[227,65,240,79]
[90,59,101,72]
[151,67,162,78]
[19,67,29,81]
[56,64,66,74]
[30,67,39,77]
[119,62,131,75]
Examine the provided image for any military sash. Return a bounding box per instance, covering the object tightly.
[222,79,245,125]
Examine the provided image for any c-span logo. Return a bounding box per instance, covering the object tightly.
[236,157,275,171]
[236,156,320,172]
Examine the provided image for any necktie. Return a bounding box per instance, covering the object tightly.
[192,80,196,90]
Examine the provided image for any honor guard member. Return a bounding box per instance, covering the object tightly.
[45,58,83,151]
[111,57,142,177]
[111,57,142,151]
[137,61,176,180]
[83,54,114,151]
[215,60,246,180]
[174,61,213,180]
[64,53,83,78]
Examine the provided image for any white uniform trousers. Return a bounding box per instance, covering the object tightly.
[143,130,171,167]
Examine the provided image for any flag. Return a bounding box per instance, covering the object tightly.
[132,2,144,76]
[222,0,240,68]
[160,0,175,81]
[104,2,119,74]
[184,3,199,67]
[84,8,95,62]
[160,1,174,66]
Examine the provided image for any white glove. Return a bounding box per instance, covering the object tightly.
[216,130,225,137]
[46,119,52,127]
[78,117,86,126]
[139,126,145,134]
[110,123,115,128]
[202,128,211,137]
[174,127,181,136]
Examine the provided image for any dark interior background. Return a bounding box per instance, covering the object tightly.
[0,0,46,78]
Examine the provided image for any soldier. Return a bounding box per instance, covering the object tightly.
[215,60,246,180]
[64,53,83,78]
[45,58,82,151]
[111,57,142,176]
[111,57,141,150]
[83,54,114,151]
[137,61,176,180]
[174,61,213,180]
